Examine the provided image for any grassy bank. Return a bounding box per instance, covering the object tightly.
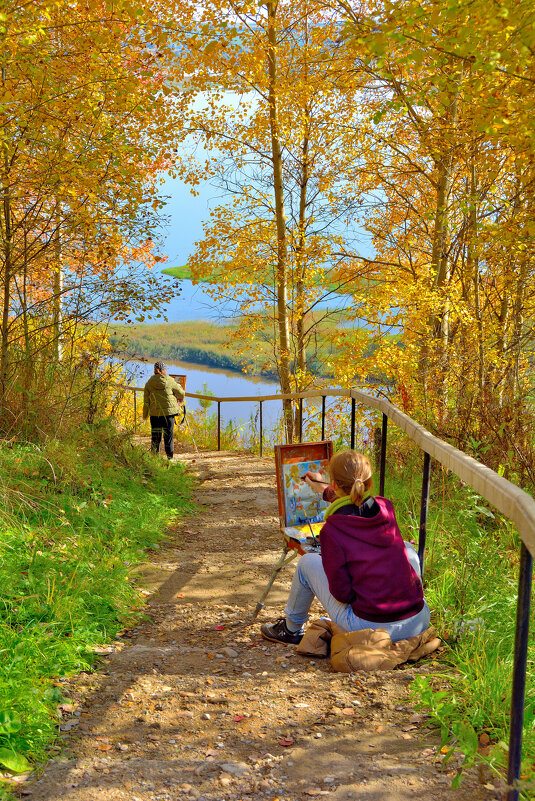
[162,265,219,282]
[109,319,385,380]
[0,423,194,796]
[383,447,534,793]
[161,265,374,295]
[109,320,274,376]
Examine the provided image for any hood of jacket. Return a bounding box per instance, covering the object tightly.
[323,496,399,548]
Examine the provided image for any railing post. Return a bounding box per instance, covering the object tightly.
[321,395,326,440]
[350,397,356,450]
[379,413,387,496]
[217,401,221,451]
[418,452,431,581]
[506,542,533,801]
[259,401,263,457]
[299,397,303,443]
[133,389,137,428]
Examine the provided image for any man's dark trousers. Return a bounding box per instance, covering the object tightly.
[150,415,176,459]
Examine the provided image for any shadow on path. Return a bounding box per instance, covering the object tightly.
[28,451,493,801]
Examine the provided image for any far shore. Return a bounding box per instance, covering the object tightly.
[108,320,389,384]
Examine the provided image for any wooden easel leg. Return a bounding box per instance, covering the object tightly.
[252,547,299,619]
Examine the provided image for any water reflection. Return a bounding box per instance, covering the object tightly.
[125,357,281,429]
[123,357,353,442]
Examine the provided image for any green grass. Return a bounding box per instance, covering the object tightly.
[161,264,373,295]
[0,422,195,794]
[379,446,534,793]
[162,265,221,282]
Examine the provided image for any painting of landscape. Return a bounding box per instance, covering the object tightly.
[281,459,330,526]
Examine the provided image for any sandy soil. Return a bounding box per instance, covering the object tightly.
[22,450,502,801]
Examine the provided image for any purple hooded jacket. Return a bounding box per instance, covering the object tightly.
[319,496,424,622]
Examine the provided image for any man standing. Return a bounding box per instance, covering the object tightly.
[142,361,185,460]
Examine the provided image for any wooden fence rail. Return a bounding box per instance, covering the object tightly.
[120,382,534,800]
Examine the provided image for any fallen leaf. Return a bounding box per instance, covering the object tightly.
[232,715,244,722]
[278,738,295,747]
[214,625,225,631]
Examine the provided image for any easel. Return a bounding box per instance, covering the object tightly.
[252,440,333,618]
[169,374,199,453]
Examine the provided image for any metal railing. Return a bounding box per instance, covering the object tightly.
[125,383,534,801]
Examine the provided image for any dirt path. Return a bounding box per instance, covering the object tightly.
[28,451,498,801]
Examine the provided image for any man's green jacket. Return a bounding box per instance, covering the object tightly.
[143,374,185,418]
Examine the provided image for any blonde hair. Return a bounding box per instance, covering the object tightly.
[329,450,373,507]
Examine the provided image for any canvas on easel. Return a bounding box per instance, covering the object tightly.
[169,374,187,393]
[252,440,333,618]
[274,441,333,550]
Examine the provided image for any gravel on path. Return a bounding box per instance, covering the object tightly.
[25,450,500,801]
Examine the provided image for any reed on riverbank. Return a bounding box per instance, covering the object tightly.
[109,320,275,376]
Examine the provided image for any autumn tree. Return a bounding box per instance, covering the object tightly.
[169,0,372,440]
[323,0,535,476]
[0,0,193,435]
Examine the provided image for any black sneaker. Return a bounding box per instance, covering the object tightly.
[260,618,304,645]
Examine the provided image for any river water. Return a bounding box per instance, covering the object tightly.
[125,357,356,442]
[125,357,281,430]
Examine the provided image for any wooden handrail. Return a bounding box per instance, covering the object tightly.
[118,384,351,403]
[118,382,535,555]
[118,378,534,795]
[348,389,535,557]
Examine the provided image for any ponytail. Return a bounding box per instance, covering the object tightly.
[350,477,366,507]
[329,450,373,506]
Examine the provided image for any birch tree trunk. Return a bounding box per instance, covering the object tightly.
[294,96,311,438]
[267,0,293,442]
[53,196,63,361]
[421,81,459,412]
[0,66,12,413]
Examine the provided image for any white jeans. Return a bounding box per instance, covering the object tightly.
[284,545,430,643]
